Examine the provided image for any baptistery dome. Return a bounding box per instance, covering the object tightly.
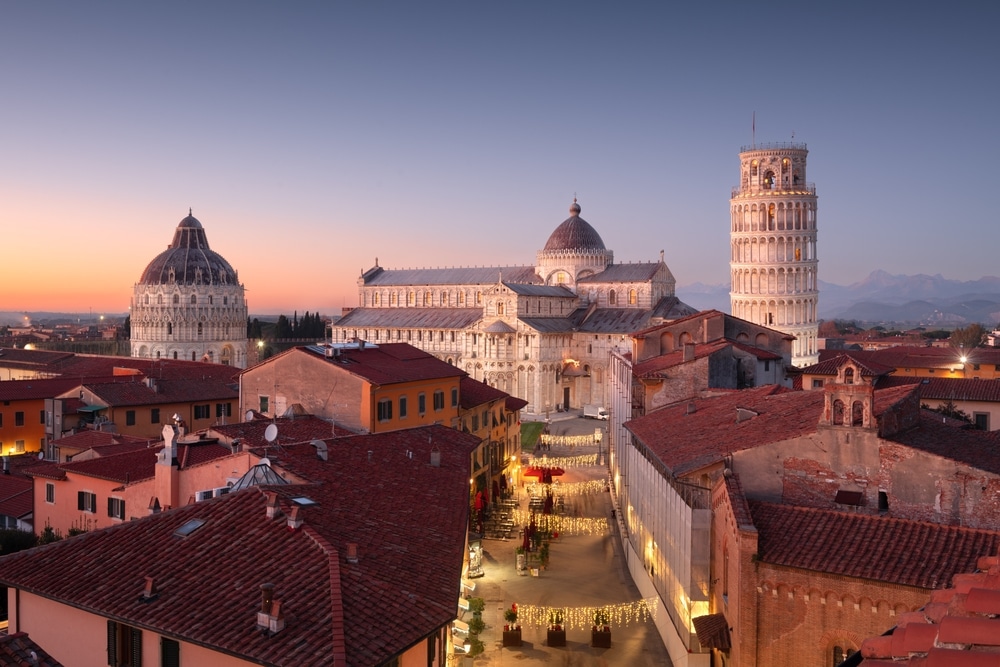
[130,211,249,368]
[139,213,239,286]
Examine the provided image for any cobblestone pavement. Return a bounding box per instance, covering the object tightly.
[462,414,673,666]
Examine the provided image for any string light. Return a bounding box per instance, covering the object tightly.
[539,433,598,448]
[525,479,606,498]
[510,510,609,536]
[530,454,598,468]
[513,599,657,630]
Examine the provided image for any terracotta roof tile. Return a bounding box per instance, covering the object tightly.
[460,376,510,409]
[800,352,897,377]
[211,415,353,448]
[0,424,478,667]
[749,501,1000,589]
[0,632,62,666]
[625,385,812,475]
[296,343,465,386]
[80,377,237,407]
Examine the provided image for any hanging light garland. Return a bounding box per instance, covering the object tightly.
[509,510,609,536]
[539,433,597,448]
[526,479,606,498]
[513,599,657,630]
[530,454,598,468]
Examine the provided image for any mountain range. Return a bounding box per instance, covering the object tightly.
[5,272,1000,329]
[680,271,1000,327]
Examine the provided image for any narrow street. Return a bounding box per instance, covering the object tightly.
[465,414,673,666]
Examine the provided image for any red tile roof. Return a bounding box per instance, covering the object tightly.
[912,377,1000,402]
[0,481,32,520]
[0,632,62,666]
[625,385,816,475]
[79,377,237,407]
[460,376,510,409]
[859,551,1000,665]
[800,352,897,378]
[26,440,233,485]
[633,340,731,378]
[0,424,477,667]
[749,500,1000,589]
[819,346,1000,371]
[886,412,1000,475]
[0,377,103,402]
[210,415,353,449]
[50,430,153,454]
[295,343,466,386]
[0,348,241,383]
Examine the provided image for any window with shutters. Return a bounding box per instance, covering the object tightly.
[161,637,180,667]
[45,483,54,504]
[108,497,126,520]
[78,491,97,513]
[126,410,136,426]
[433,390,445,411]
[107,620,142,667]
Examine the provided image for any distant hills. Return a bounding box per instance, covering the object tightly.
[680,271,1000,327]
[6,271,1000,329]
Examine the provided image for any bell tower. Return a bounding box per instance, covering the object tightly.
[729,142,819,366]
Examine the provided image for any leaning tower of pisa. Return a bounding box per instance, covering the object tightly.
[730,143,819,367]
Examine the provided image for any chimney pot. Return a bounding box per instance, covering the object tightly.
[346,542,359,564]
[259,583,275,613]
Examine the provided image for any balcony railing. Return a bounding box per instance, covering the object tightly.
[732,183,816,197]
[739,141,808,152]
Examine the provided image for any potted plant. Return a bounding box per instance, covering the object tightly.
[515,546,527,572]
[539,542,550,569]
[468,596,486,619]
[546,609,566,647]
[591,608,611,648]
[502,604,522,647]
[468,615,486,636]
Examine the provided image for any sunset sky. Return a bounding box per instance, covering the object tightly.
[1,2,996,316]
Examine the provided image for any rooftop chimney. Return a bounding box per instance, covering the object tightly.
[430,448,441,467]
[286,505,303,531]
[141,575,158,602]
[257,583,278,632]
[265,492,282,519]
[346,542,359,564]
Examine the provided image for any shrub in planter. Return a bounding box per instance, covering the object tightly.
[468,616,486,636]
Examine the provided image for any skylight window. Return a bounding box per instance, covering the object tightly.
[174,518,206,537]
[291,497,317,506]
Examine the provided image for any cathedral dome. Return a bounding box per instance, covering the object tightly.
[138,211,239,285]
[543,200,606,252]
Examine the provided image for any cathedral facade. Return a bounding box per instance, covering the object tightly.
[729,143,820,366]
[130,211,249,368]
[331,201,697,414]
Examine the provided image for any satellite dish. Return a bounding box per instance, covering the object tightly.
[38,451,45,460]
[245,410,254,422]
[264,423,278,443]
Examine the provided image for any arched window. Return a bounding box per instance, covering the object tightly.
[833,399,845,425]
[609,290,617,305]
[144,295,149,305]
[844,368,855,385]
[173,294,179,305]
[374,293,380,305]
[191,294,197,304]
[197,323,203,335]
[852,401,864,426]
[476,291,482,304]
[407,291,415,306]
[629,289,637,305]
[497,302,505,315]
[167,322,173,335]
[208,295,213,305]
[223,296,228,305]
[158,294,163,305]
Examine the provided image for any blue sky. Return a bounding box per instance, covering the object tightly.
[1,2,996,315]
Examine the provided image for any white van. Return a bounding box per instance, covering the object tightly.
[583,405,609,420]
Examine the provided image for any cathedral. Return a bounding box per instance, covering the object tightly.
[330,200,697,414]
[130,211,249,367]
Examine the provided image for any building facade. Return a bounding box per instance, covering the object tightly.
[730,143,819,366]
[331,200,697,414]
[130,211,249,368]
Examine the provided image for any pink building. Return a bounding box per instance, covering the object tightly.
[0,423,479,666]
